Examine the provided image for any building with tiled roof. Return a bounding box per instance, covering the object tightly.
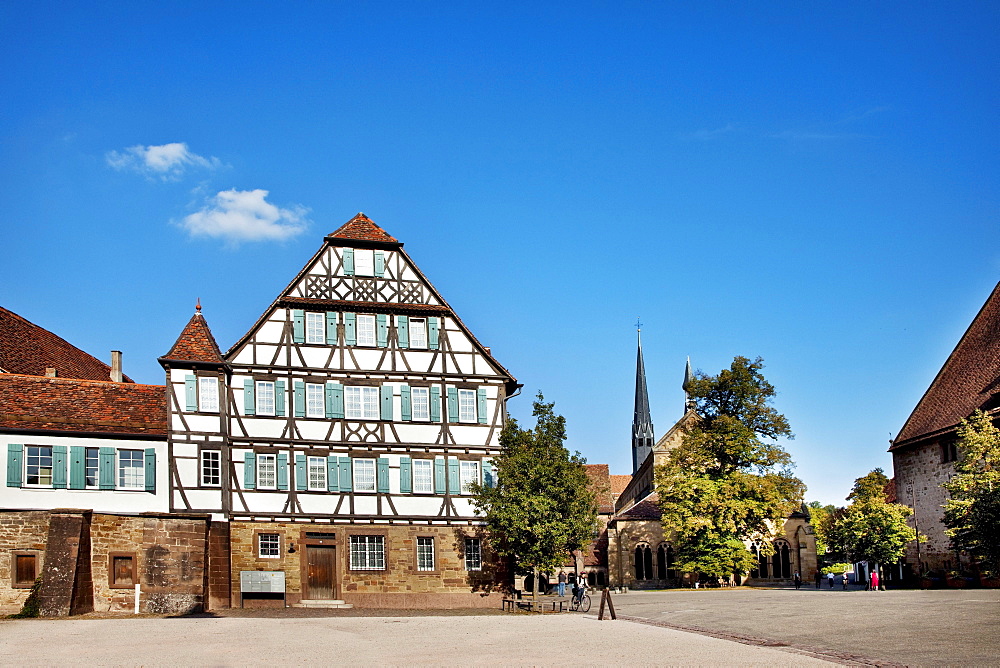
[160,303,224,366]
[891,281,1000,572]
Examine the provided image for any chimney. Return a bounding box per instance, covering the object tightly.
[110,351,123,383]
[45,367,57,377]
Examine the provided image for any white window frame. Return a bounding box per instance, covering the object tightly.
[306,383,325,418]
[257,453,277,490]
[258,533,280,559]
[307,456,327,491]
[305,311,325,344]
[345,386,380,420]
[85,447,99,488]
[411,387,430,422]
[353,458,376,493]
[412,458,433,494]
[458,389,476,423]
[350,535,385,570]
[354,249,375,277]
[24,445,53,487]
[200,450,221,487]
[356,314,376,347]
[417,537,435,571]
[117,449,144,490]
[460,461,480,494]
[256,381,276,416]
[198,376,219,413]
[409,318,427,349]
[465,538,482,571]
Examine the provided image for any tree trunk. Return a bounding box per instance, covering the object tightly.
[532,566,538,608]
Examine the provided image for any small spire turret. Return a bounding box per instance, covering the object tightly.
[683,356,695,412]
[632,322,655,473]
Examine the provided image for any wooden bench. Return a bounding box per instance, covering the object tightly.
[502,598,567,612]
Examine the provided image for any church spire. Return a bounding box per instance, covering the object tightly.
[683,356,695,412]
[632,321,654,473]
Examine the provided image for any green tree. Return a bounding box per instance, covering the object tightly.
[471,393,597,602]
[943,410,1000,574]
[806,501,838,559]
[655,356,805,580]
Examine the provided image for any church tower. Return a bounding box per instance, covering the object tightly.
[632,326,654,473]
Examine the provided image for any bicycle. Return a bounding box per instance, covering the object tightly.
[570,587,591,612]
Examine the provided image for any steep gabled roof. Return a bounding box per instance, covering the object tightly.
[893,281,1000,449]
[609,474,632,500]
[583,464,614,513]
[328,212,399,244]
[614,493,662,521]
[161,306,224,365]
[0,374,166,436]
[0,306,132,382]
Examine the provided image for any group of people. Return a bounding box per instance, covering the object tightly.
[556,571,588,598]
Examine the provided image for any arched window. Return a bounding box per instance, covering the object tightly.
[656,545,667,580]
[666,545,676,579]
[634,544,652,580]
[757,544,769,578]
[772,540,791,579]
[643,545,653,580]
[634,546,645,580]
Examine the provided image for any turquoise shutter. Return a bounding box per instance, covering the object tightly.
[376,314,388,347]
[69,446,85,489]
[277,453,289,490]
[344,313,357,346]
[374,251,385,277]
[244,379,255,416]
[434,458,446,494]
[275,381,286,417]
[98,447,115,490]
[292,310,305,343]
[377,458,389,493]
[483,461,495,488]
[399,456,412,494]
[294,381,306,417]
[144,448,156,492]
[430,386,441,423]
[244,452,256,490]
[428,317,440,350]
[380,385,393,420]
[477,387,488,424]
[295,454,307,491]
[447,387,458,423]
[6,444,23,487]
[328,383,344,419]
[397,315,409,349]
[448,459,460,494]
[343,248,355,275]
[52,446,67,489]
[400,385,411,421]
[327,455,339,492]
[339,456,352,492]
[326,311,338,344]
[185,375,197,411]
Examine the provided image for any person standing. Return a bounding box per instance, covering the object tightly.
[842,571,849,590]
[828,571,835,588]
[557,571,567,598]
[871,570,880,592]
[794,572,801,589]
[815,570,822,588]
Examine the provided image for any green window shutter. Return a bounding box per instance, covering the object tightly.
[343,248,355,275]
[6,444,23,487]
[292,310,305,343]
[400,385,411,421]
[69,446,85,490]
[374,251,385,277]
[483,461,495,488]
[295,454,307,491]
[344,313,357,346]
[339,456,352,492]
[477,387,488,424]
[275,380,286,417]
[328,383,344,419]
[447,459,460,494]
[376,314,388,347]
[397,315,409,349]
[99,447,115,490]
[447,387,459,423]
[430,386,441,423]
[244,452,256,490]
[428,317,440,350]
[52,446,68,489]
[244,379,255,416]
[327,455,340,492]
[326,311,338,344]
[377,457,390,493]
[185,375,198,411]
[294,381,306,417]
[399,456,412,494]
[144,448,156,492]
[380,385,393,420]
[434,457,446,494]
[277,453,289,490]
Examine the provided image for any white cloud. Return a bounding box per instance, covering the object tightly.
[180,189,309,243]
[106,142,222,180]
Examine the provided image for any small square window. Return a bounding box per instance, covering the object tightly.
[109,553,135,588]
[350,535,385,570]
[458,389,476,423]
[306,383,325,418]
[411,387,430,421]
[306,312,325,344]
[412,459,433,494]
[465,538,482,571]
[257,454,277,489]
[118,450,144,489]
[25,446,53,486]
[353,458,376,492]
[308,456,327,491]
[258,533,281,558]
[357,315,376,347]
[417,537,435,571]
[13,553,37,588]
[198,376,219,412]
[460,461,480,494]
[409,318,427,349]
[256,381,276,416]
[201,450,221,486]
[354,249,375,276]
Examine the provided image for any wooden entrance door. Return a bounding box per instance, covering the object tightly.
[306,546,337,599]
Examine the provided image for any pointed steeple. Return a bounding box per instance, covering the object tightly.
[632,324,655,473]
[683,356,695,412]
[160,302,224,366]
[327,213,400,244]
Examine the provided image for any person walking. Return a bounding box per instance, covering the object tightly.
[814,570,822,589]
[828,571,835,588]
[557,571,567,598]
[871,570,880,592]
[794,572,801,589]
[842,571,849,590]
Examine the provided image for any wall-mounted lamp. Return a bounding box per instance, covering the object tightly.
[288,541,296,554]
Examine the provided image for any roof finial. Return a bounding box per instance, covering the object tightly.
[683,356,695,412]
[635,316,642,333]
[195,298,202,313]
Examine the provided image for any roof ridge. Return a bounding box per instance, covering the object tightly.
[0,373,163,389]
[328,212,399,244]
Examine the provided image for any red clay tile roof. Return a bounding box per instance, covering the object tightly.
[894,281,1000,449]
[584,464,614,513]
[0,306,132,382]
[0,374,166,436]
[162,310,224,364]
[610,474,632,499]
[329,213,399,244]
[615,494,662,521]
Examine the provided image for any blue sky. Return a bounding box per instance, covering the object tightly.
[2,2,997,506]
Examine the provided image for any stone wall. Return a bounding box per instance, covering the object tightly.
[0,511,49,615]
[892,440,959,570]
